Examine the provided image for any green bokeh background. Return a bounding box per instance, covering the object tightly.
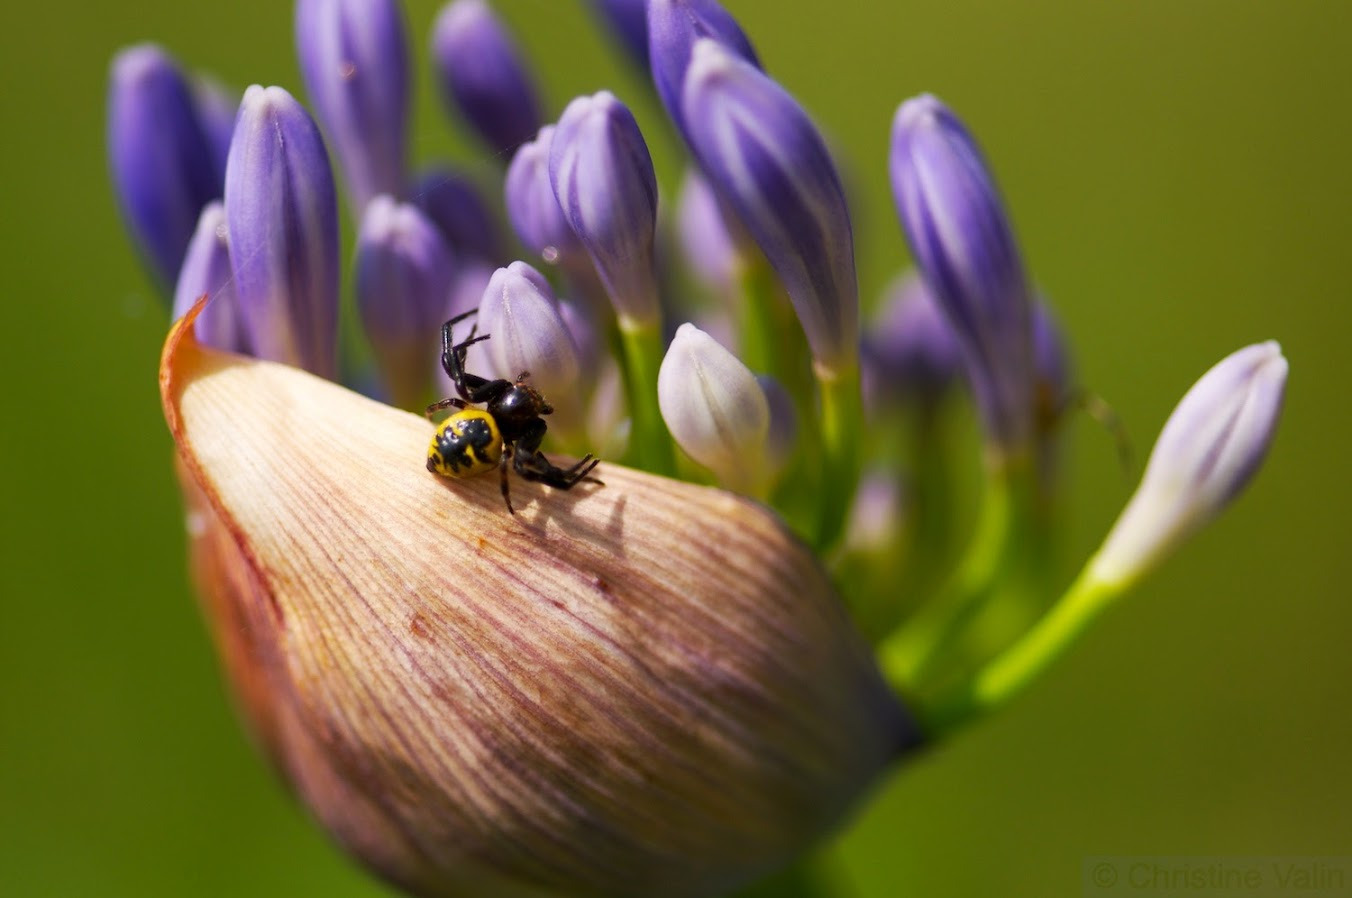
[3,2,1348,895]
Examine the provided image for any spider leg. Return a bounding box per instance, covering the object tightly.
[425,396,470,420]
[512,419,603,489]
[499,444,515,514]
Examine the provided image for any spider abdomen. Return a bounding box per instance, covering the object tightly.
[427,409,502,478]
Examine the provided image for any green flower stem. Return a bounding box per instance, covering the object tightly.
[737,256,811,400]
[616,315,675,475]
[880,452,1045,690]
[916,564,1119,736]
[815,362,862,551]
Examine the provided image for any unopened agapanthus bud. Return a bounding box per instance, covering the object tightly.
[410,167,504,265]
[863,270,962,412]
[477,262,586,433]
[682,39,859,374]
[161,303,915,898]
[648,0,759,139]
[432,0,542,156]
[890,94,1034,454]
[505,125,586,266]
[295,0,410,214]
[589,0,650,71]
[224,85,340,378]
[1090,342,1287,588]
[659,323,771,493]
[108,44,223,294]
[172,202,247,354]
[550,91,661,327]
[191,76,237,185]
[355,196,455,407]
[677,168,740,295]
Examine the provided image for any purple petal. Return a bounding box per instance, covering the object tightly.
[682,39,858,372]
[224,85,340,378]
[107,44,222,295]
[410,166,505,265]
[863,270,963,410]
[550,91,661,326]
[647,0,759,140]
[172,201,248,354]
[890,94,1033,451]
[505,125,585,265]
[431,0,542,156]
[296,0,410,214]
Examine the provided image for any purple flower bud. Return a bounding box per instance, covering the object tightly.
[589,0,650,71]
[410,167,504,264]
[431,0,542,156]
[355,196,455,406]
[504,126,585,266]
[108,44,223,294]
[682,39,859,373]
[647,0,759,139]
[863,271,962,410]
[224,85,340,378]
[1092,341,1288,587]
[890,94,1034,452]
[171,202,248,354]
[676,168,740,295]
[550,91,661,327]
[659,323,771,492]
[295,0,410,214]
[478,262,586,432]
[191,76,238,186]
[1032,299,1072,413]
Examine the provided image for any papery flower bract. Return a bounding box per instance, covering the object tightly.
[296,0,410,214]
[648,0,759,140]
[355,196,455,407]
[224,85,340,378]
[890,94,1034,453]
[1091,341,1288,588]
[161,303,915,898]
[108,44,223,294]
[432,0,542,156]
[505,126,587,267]
[682,39,859,375]
[411,167,505,265]
[172,201,247,354]
[863,270,962,412]
[589,0,651,71]
[550,91,662,327]
[677,168,740,295]
[659,323,771,492]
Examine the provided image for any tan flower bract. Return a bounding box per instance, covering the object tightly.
[161,302,914,898]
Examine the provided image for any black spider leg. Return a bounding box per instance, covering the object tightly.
[426,314,509,417]
[511,418,602,489]
[499,443,515,515]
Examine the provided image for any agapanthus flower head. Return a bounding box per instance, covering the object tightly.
[295,0,410,214]
[890,94,1034,454]
[172,201,247,355]
[550,90,662,328]
[681,38,859,375]
[355,195,455,407]
[161,301,914,898]
[108,43,224,295]
[432,0,542,157]
[224,84,340,379]
[1091,341,1288,587]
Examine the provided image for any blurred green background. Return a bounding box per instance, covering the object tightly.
[2,1,1348,895]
